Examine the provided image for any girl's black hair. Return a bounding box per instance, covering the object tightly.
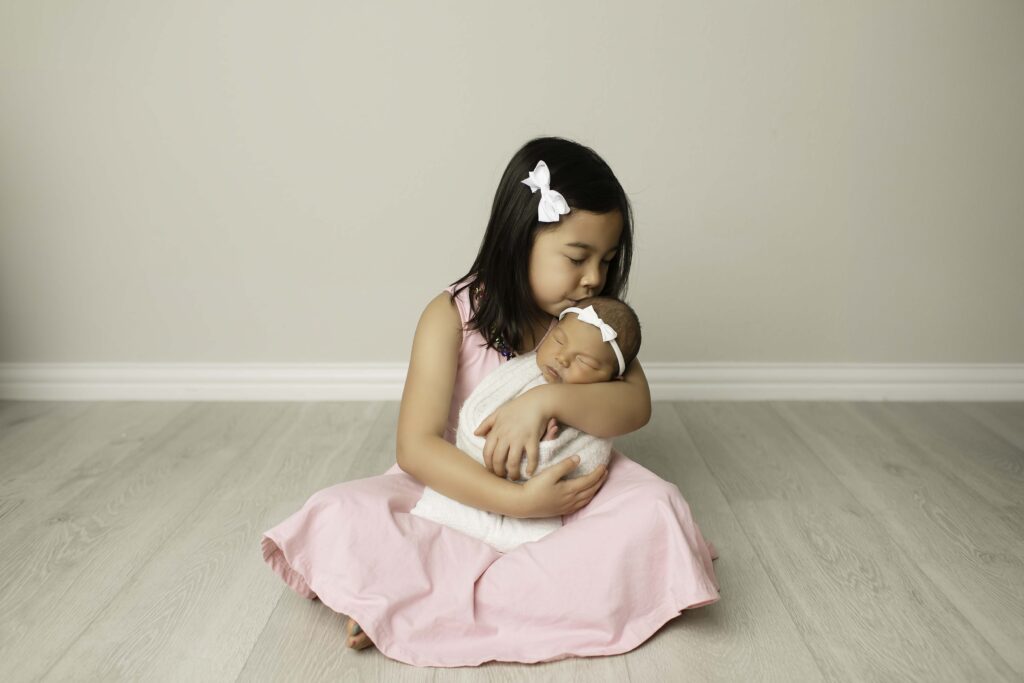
[450,136,635,356]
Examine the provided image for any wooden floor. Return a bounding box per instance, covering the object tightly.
[0,400,1022,681]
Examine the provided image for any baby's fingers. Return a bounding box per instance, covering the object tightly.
[544,417,559,440]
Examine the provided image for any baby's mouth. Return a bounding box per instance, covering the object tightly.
[543,365,562,382]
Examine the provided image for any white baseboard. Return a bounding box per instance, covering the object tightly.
[1,362,1022,401]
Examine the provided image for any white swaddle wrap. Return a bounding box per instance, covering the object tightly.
[410,351,613,552]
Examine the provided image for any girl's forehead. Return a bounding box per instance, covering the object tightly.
[541,210,623,249]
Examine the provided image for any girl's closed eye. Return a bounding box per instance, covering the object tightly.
[567,256,616,267]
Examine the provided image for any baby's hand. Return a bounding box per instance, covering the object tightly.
[541,417,559,442]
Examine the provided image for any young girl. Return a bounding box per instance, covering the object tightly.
[261,136,720,668]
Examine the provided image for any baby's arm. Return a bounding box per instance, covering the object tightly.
[536,359,652,438]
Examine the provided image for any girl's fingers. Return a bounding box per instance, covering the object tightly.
[489,437,504,475]
[507,445,521,480]
[570,466,608,496]
[493,441,509,478]
[573,472,608,507]
[569,464,605,491]
[474,413,494,436]
[525,440,539,478]
[483,435,494,471]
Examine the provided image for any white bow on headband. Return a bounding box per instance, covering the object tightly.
[558,304,627,378]
[521,160,570,223]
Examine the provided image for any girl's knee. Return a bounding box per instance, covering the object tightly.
[641,479,692,518]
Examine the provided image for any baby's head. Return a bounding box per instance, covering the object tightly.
[536,296,642,384]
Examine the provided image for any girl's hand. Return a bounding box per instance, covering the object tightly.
[473,388,549,481]
[516,456,609,519]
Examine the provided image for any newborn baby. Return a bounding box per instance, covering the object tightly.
[410,296,642,552]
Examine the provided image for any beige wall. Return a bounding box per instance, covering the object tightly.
[1,0,1021,365]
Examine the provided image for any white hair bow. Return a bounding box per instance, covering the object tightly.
[558,304,626,377]
[521,160,570,223]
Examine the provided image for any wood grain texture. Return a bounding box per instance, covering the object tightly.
[0,399,1021,681]
[616,403,821,682]
[774,402,1024,671]
[675,402,1020,681]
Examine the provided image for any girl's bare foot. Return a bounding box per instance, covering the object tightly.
[346,617,374,650]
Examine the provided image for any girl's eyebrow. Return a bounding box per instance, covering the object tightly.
[564,241,618,255]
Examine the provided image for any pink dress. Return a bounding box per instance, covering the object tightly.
[261,278,721,667]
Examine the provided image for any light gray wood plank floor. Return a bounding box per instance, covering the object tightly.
[1,400,1021,682]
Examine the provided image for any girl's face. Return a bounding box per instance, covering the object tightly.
[527,209,624,319]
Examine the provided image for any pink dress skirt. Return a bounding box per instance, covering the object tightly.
[261,447,720,667]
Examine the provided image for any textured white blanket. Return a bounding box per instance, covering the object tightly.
[410,351,613,552]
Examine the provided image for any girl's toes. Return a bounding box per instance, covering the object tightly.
[349,633,372,650]
[348,631,373,650]
[345,617,373,650]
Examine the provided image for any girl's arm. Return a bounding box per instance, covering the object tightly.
[538,358,652,438]
[396,291,523,516]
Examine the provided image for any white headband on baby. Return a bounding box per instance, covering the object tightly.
[521,160,570,223]
[558,304,626,378]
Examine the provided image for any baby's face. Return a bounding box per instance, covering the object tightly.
[535,314,619,384]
